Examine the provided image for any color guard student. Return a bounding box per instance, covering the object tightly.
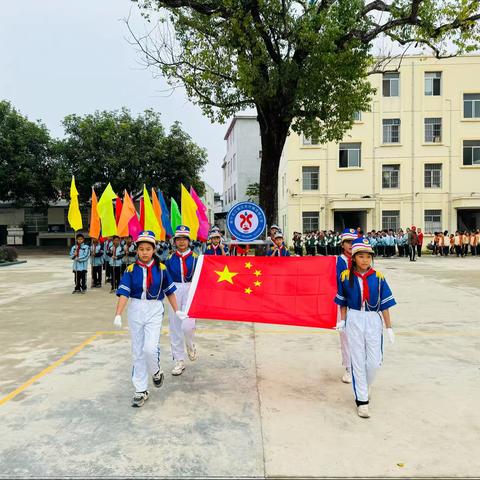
[113,230,184,408]
[266,232,290,256]
[107,236,124,292]
[164,225,199,376]
[103,237,113,283]
[204,231,229,255]
[90,237,104,288]
[70,233,90,294]
[335,228,357,384]
[335,237,396,419]
[122,235,137,273]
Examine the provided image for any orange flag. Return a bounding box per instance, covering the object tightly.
[152,188,166,241]
[117,191,136,237]
[89,188,101,239]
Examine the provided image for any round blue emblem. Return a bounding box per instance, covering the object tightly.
[226,202,267,242]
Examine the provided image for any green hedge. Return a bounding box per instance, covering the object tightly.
[0,246,18,263]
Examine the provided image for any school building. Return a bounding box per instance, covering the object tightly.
[278,55,480,239]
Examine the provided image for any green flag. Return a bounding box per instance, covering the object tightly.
[170,197,181,233]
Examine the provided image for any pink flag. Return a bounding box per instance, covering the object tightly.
[190,186,210,242]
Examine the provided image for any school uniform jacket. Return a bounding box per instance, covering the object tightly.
[334,269,396,312]
[204,244,229,255]
[336,254,351,278]
[70,244,90,271]
[90,244,104,267]
[116,261,176,300]
[266,246,290,257]
[164,250,198,283]
[106,245,124,267]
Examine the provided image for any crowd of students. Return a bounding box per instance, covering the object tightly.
[430,230,480,256]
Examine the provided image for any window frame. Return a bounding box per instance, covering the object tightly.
[463,140,480,166]
[302,211,319,232]
[302,166,320,191]
[382,164,400,189]
[382,210,400,231]
[424,163,442,188]
[424,118,442,143]
[339,142,362,168]
[463,94,480,119]
[424,209,442,234]
[383,72,400,97]
[382,118,401,144]
[424,71,442,96]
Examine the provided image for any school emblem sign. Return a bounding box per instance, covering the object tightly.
[226,202,266,242]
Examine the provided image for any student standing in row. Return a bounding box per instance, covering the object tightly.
[107,236,124,292]
[90,237,104,288]
[70,233,90,294]
[164,225,199,376]
[204,231,229,255]
[114,230,184,408]
[122,235,137,273]
[266,232,290,256]
[335,237,396,418]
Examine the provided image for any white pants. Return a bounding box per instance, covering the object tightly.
[128,298,164,392]
[346,309,383,404]
[337,306,350,369]
[169,282,196,361]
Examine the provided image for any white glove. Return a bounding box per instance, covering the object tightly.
[113,315,122,329]
[176,310,188,321]
[387,327,395,344]
[336,320,346,332]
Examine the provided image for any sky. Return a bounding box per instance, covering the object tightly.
[0,0,228,192]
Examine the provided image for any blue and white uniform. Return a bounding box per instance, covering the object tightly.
[70,243,90,271]
[266,245,290,256]
[90,243,104,267]
[164,248,198,361]
[335,237,396,406]
[117,257,176,393]
[204,244,229,255]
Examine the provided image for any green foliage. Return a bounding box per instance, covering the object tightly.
[55,108,207,202]
[246,182,260,201]
[0,101,58,206]
[0,246,18,263]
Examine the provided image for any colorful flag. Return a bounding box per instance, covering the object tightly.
[96,183,117,237]
[181,184,199,240]
[139,197,145,230]
[143,185,162,239]
[67,176,83,232]
[117,191,142,240]
[152,188,166,241]
[115,198,123,226]
[170,197,181,233]
[190,186,210,242]
[158,190,173,238]
[89,188,101,239]
[186,256,337,329]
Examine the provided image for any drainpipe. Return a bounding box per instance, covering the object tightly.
[446,98,453,231]
[411,59,415,226]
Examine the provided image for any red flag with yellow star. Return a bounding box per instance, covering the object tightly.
[186,256,337,329]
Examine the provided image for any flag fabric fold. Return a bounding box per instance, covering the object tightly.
[158,190,173,238]
[181,184,199,240]
[190,186,210,242]
[152,188,166,241]
[186,256,337,329]
[117,191,142,240]
[96,183,118,237]
[115,198,123,226]
[89,188,101,239]
[67,176,83,232]
[170,197,181,233]
[143,185,162,239]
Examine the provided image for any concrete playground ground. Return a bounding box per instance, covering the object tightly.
[0,251,479,479]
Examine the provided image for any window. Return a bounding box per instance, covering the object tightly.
[339,143,361,168]
[425,118,442,143]
[464,94,480,118]
[383,119,401,143]
[382,165,400,189]
[353,111,362,121]
[302,166,319,190]
[302,211,319,232]
[424,163,442,188]
[382,211,400,231]
[463,140,480,166]
[303,135,319,145]
[383,73,399,97]
[425,72,442,96]
[424,210,442,233]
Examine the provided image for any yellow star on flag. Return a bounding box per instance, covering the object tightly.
[245,261,252,269]
[254,281,262,287]
[254,270,262,277]
[215,265,238,284]
[244,287,252,294]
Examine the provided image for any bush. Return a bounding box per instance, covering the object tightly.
[0,246,18,263]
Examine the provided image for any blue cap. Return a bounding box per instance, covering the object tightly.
[341,228,358,242]
[352,237,374,255]
[174,225,191,239]
[136,230,156,246]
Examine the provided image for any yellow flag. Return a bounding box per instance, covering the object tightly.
[181,184,199,240]
[97,183,118,237]
[67,176,83,232]
[143,185,162,240]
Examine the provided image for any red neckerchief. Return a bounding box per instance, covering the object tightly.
[175,250,192,281]
[136,260,155,289]
[275,246,284,256]
[353,268,376,304]
[343,253,352,269]
[76,244,81,256]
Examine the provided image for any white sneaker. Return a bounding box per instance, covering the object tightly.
[171,360,185,376]
[357,405,370,418]
[186,343,197,361]
[341,369,352,384]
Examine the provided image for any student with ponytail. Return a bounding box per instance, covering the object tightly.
[335,237,396,419]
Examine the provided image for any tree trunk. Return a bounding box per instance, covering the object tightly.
[257,110,290,229]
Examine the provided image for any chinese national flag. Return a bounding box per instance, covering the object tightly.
[186,256,337,329]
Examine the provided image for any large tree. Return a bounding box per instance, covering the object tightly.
[130,0,480,224]
[0,100,58,207]
[56,108,207,201]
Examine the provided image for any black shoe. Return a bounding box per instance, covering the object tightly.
[132,391,149,407]
[152,370,164,388]
[72,289,79,294]
[80,289,86,294]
